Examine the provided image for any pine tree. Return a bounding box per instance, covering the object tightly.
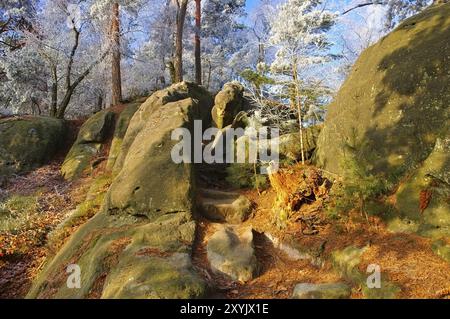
[269,0,336,164]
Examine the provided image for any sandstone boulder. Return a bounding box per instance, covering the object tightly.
[0,116,66,177]
[313,4,450,236]
[106,103,140,171]
[206,225,258,282]
[212,82,244,129]
[197,188,251,224]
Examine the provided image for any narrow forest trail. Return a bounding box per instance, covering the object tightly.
[191,162,344,299]
[192,217,343,299]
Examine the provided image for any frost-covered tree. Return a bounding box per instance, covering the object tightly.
[122,0,176,93]
[200,0,246,89]
[248,0,275,65]
[0,0,37,53]
[90,0,148,104]
[269,0,336,163]
[0,0,111,118]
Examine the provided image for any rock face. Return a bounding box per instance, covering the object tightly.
[292,282,351,299]
[106,102,140,171]
[61,110,114,180]
[0,116,66,177]
[27,82,214,299]
[212,82,244,129]
[112,81,213,174]
[314,4,450,235]
[197,189,251,224]
[206,225,257,282]
[106,82,213,219]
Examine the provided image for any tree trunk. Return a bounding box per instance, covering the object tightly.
[258,43,265,64]
[167,60,176,84]
[56,47,111,119]
[50,65,58,117]
[174,0,188,83]
[96,94,103,113]
[292,60,305,165]
[56,86,76,119]
[111,2,122,105]
[194,0,202,85]
[206,59,212,90]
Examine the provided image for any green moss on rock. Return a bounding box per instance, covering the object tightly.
[314,4,450,237]
[393,126,450,239]
[331,246,400,299]
[112,82,213,174]
[76,110,115,144]
[0,116,66,176]
[315,4,450,183]
[106,83,213,220]
[106,103,140,171]
[61,110,114,180]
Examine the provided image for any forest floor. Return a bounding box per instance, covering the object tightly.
[192,186,450,299]
[0,160,85,298]
[0,119,90,298]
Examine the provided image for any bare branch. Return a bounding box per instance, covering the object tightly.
[342,1,383,15]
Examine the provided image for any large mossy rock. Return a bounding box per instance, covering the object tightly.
[107,82,213,219]
[27,210,205,298]
[211,82,244,129]
[27,82,214,299]
[61,110,114,180]
[331,246,400,299]
[112,82,213,174]
[315,3,449,180]
[0,116,66,177]
[314,4,450,235]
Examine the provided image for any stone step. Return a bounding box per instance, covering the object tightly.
[197,188,251,224]
[206,225,258,283]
